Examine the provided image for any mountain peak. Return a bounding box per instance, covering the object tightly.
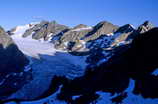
[96,21,115,27]
[91,21,119,34]
[39,20,49,25]
[94,21,119,30]
[50,20,58,25]
[143,21,153,26]
[73,24,88,29]
[137,21,154,33]
[116,24,135,33]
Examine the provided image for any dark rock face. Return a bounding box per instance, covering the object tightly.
[128,28,158,98]
[0,27,30,98]
[133,75,158,98]
[56,28,158,103]
[125,28,158,77]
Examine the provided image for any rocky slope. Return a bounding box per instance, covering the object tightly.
[55,27,158,104]
[0,26,31,99]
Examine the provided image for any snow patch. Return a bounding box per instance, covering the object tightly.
[71,27,92,32]
[129,24,136,29]
[95,91,113,104]
[107,32,114,36]
[152,68,158,76]
[72,95,82,100]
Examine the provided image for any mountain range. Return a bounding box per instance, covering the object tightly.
[0,20,158,104]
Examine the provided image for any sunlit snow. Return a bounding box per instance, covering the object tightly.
[71,27,92,32]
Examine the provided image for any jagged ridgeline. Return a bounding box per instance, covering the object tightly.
[9,20,154,53]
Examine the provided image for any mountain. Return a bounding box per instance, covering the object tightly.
[83,21,119,41]
[54,28,158,104]
[9,21,69,41]
[54,24,92,51]
[137,21,154,33]
[55,21,119,52]
[1,20,158,104]
[0,26,31,99]
[23,21,69,41]
[5,22,88,101]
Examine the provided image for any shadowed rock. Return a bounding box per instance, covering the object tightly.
[57,28,158,103]
[0,26,30,99]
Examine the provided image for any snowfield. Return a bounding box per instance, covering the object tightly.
[9,25,87,100]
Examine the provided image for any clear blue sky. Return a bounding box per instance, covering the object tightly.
[0,0,158,29]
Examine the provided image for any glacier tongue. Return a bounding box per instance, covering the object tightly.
[9,27,87,100]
